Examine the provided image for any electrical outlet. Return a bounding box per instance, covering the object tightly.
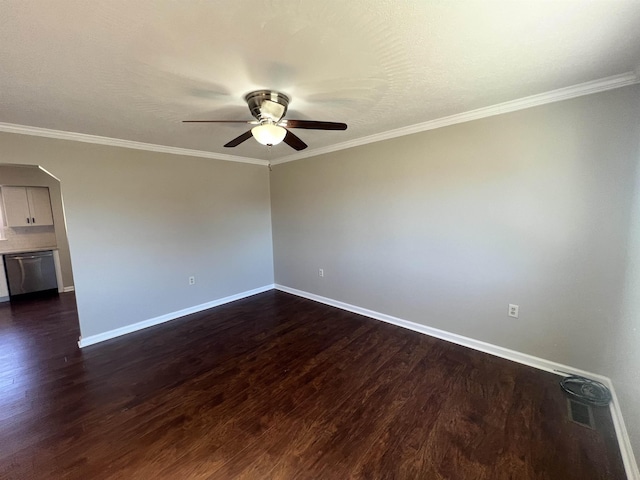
[508,304,519,318]
[319,268,324,277]
[189,276,196,285]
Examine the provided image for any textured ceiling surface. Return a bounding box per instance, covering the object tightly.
[1,1,640,161]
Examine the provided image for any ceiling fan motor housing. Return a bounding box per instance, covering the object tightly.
[245,90,290,124]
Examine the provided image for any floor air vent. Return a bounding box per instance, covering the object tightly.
[567,399,595,429]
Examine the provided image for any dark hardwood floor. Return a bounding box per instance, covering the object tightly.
[0,291,626,479]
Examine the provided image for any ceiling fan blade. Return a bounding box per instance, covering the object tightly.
[283,120,347,130]
[283,130,308,151]
[224,130,254,148]
[183,120,253,123]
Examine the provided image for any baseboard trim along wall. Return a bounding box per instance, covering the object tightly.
[274,284,639,480]
[77,284,275,349]
[62,286,75,293]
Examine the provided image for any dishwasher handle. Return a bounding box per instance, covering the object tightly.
[10,252,54,260]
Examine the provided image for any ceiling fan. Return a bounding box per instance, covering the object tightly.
[183,90,347,151]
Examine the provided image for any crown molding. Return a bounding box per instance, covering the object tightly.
[271,71,640,166]
[1,72,637,167]
[0,122,268,166]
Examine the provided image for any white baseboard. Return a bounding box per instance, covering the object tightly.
[609,384,640,480]
[62,286,75,293]
[78,284,275,348]
[275,284,639,480]
[274,285,604,378]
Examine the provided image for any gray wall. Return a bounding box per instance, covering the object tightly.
[0,164,74,287]
[0,132,274,338]
[271,85,640,376]
[611,136,640,461]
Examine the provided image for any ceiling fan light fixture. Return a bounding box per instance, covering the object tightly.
[251,123,287,146]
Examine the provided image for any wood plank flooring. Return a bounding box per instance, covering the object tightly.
[0,291,626,479]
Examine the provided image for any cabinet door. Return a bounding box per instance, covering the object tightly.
[1,187,31,227]
[27,187,54,226]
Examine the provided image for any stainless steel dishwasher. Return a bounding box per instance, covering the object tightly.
[3,250,58,297]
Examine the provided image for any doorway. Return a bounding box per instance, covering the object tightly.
[0,163,75,301]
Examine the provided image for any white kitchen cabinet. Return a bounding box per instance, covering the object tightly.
[1,186,54,227]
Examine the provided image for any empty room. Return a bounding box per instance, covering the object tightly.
[1,1,639,479]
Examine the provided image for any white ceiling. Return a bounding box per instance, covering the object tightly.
[1,1,640,163]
